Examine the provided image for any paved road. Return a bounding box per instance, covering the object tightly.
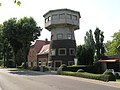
[0,68,120,90]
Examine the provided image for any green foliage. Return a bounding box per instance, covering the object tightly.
[103,69,116,81]
[60,71,116,82]
[103,69,114,75]
[115,73,120,79]
[2,17,42,68]
[14,0,21,6]
[77,69,84,72]
[94,28,105,60]
[57,64,67,75]
[105,30,120,55]
[76,45,94,65]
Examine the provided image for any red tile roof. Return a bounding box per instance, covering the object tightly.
[38,44,50,55]
[31,40,50,53]
[98,58,119,62]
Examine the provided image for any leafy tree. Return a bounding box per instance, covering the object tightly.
[3,18,23,67]
[3,17,42,68]
[0,24,13,67]
[84,29,95,51]
[106,30,120,55]
[17,17,42,68]
[76,45,94,65]
[94,28,105,60]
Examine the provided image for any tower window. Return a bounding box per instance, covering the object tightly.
[59,13,65,19]
[69,48,75,55]
[72,15,77,20]
[48,16,51,21]
[67,34,72,39]
[67,14,72,19]
[52,14,58,20]
[51,49,56,56]
[57,33,63,39]
[45,18,48,23]
[58,48,66,55]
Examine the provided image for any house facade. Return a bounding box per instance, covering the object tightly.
[28,39,49,68]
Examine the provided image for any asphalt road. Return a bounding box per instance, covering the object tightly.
[0,68,120,90]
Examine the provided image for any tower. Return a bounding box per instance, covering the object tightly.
[43,9,81,70]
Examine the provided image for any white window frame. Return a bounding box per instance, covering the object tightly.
[67,33,72,39]
[51,49,56,56]
[58,48,66,56]
[57,33,63,39]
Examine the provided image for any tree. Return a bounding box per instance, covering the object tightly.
[76,45,94,65]
[0,24,13,67]
[17,17,42,68]
[3,17,42,68]
[106,30,120,55]
[84,29,95,63]
[3,18,22,67]
[94,28,105,60]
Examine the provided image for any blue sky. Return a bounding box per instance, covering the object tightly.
[0,0,120,45]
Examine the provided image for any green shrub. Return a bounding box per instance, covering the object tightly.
[58,71,116,82]
[102,70,116,81]
[43,66,49,72]
[66,65,87,72]
[115,73,120,79]
[103,69,114,75]
[77,69,84,72]
[57,64,67,75]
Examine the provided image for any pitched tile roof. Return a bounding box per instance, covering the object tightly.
[31,39,50,53]
[38,44,50,55]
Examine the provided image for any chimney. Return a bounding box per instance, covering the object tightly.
[45,38,49,44]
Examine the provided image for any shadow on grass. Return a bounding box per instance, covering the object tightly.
[8,69,57,76]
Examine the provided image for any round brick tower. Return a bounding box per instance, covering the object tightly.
[43,9,81,70]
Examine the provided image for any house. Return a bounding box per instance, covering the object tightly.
[37,44,50,67]
[28,39,49,68]
[98,44,120,72]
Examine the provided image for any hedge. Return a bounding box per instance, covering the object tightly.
[59,71,116,82]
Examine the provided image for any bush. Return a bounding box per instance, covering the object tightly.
[57,64,67,75]
[77,69,84,72]
[66,65,87,72]
[58,70,116,82]
[103,69,114,75]
[115,73,120,79]
[43,66,49,72]
[103,70,116,81]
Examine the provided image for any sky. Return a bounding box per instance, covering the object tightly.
[0,0,120,45]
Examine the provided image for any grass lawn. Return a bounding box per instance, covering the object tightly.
[116,79,120,82]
